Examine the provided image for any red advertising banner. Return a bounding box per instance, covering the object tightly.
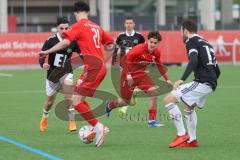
[0,33,49,65]
[0,31,240,65]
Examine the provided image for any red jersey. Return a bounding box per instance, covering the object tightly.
[64,18,113,66]
[126,43,168,80]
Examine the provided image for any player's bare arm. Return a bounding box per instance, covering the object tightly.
[38,39,71,57]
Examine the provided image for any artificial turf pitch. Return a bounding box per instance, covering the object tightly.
[0,65,239,160]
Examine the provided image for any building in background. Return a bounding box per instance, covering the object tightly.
[0,0,239,33]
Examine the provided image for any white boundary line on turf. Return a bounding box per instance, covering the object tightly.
[0,73,13,77]
[0,135,62,160]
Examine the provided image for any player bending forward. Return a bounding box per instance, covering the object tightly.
[112,16,145,115]
[163,20,221,148]
[39,17,80,132]
[38,1,114,147]
[106,31,173,127]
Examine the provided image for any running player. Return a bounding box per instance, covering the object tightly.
[163,20,221,148]
[39,17,80,132]
[38,1,114,147]
[112,16,145,114]
[106,31,173,127]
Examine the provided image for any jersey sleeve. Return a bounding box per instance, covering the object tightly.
[39,40,50,67]
[186,40,198,57]
[127,45,142,62]
[115,35,121,46]
[180,52,198,81]
[63,23,81,42]
[139,34,145,44]
[155,50,168,81]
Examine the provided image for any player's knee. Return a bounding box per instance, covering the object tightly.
[150,96,157,102]
[163,93,175,105]
[72,94,85,106]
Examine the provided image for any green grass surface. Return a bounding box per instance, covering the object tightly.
[0,65,239,160]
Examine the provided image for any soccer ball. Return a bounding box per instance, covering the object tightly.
[78,125,95,144]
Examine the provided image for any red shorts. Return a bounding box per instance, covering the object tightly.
[74,65,106,97]
[120,71,155,100]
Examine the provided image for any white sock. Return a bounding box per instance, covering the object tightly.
[68,108,75,121]
[122,106,128,110]
[93,122,103,132]
[165,103,186,136]
[43,109,49,118]
[185,109,197,142]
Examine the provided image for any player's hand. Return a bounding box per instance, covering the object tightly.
[126,74,134,86]
[173,80,184,89]
[105,43,116,52]
[38,50,49,58]
[42,63,50,70]
[166,80,174,88]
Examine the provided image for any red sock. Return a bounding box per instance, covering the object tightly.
[148,106,157,121]
[74,101,98,126]
[108,100,119,110]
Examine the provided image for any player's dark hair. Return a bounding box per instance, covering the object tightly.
[57,17,69,26]
[73,1,90,12]
[148,31,162,41]
[181,20,198,33]
[125,16,134,21]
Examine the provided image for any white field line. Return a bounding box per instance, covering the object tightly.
[0,73,13,77]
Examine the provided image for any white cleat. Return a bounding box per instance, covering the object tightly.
[95,125,109,147]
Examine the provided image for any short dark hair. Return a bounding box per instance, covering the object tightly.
[57,17,69,26]
[125,16,134,21]
[148,31,162,41]
[181,20,197,33]
[73,1,90,12]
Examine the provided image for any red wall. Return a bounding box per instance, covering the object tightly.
[0,31,239,65]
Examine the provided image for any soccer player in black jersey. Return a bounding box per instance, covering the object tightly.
[112,17,146,115]
[39,17,80,132]
[163,20,221,148]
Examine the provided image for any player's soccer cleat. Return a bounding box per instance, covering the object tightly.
[95,125,109,147]
[169,133,189,148]
[178,140,199,148]
[105,101,112,117]
[147,120,164,127]
[69,120,77,132]
[118,108,127,114]
[40,117,48,132]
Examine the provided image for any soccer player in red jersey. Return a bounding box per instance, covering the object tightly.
[38,1,114,147]
[106,31,173,126]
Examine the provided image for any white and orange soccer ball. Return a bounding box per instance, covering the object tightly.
[78,125,96,144]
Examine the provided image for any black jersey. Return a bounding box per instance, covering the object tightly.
[185,34,220,90]
[39,33,80,83]
[112,31,145,65]
[116,31,145,55]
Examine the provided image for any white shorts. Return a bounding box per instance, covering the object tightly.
[46,73,73,96]
[171,81,213,108]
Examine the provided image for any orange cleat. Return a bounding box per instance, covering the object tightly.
[169,133,189,148]
[178,140,199,148]
[40,117,48,132]
[69,120,77,132]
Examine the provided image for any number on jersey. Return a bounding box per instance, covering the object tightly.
[54,54,67,67]
[91,28,100,48]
